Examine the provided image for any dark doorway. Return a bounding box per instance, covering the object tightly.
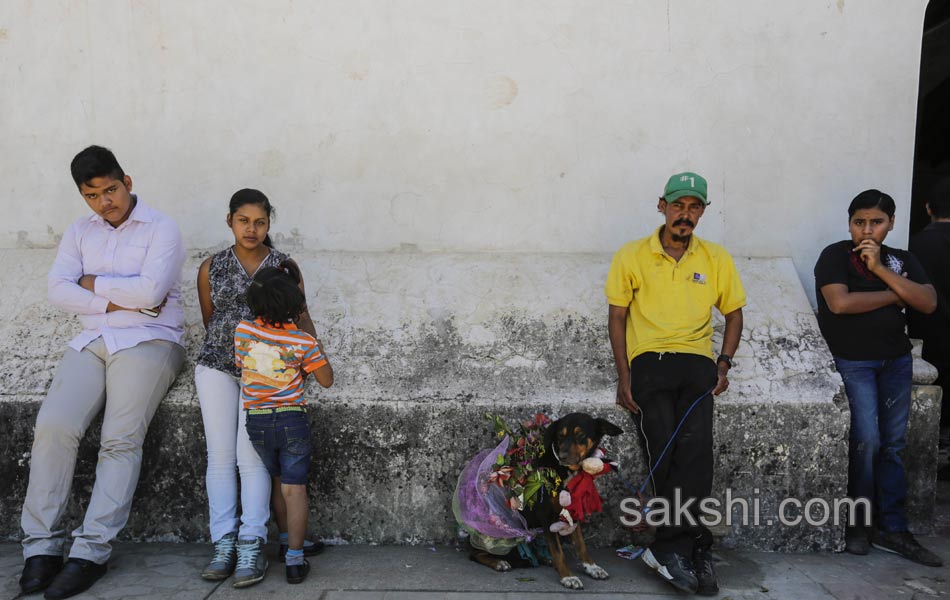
[911,1,950,235]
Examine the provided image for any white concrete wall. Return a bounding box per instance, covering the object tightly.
[0,0,927,303]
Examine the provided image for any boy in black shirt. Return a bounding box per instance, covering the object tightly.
[814,190,940,566]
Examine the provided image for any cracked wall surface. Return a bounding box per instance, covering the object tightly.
[0,249,939,550]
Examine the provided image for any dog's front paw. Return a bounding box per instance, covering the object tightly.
[581,562,609,579]
[493,560,511,571]
[560,575,584,589]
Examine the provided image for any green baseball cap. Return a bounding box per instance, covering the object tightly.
[663,172,709,205]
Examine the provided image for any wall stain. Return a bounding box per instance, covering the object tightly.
[16,229,60,249]
[488,76,518,109]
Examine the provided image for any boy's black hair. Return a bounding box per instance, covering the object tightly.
[246,262,307,328]
[230,188,276,248]
[848,189,896,218]
[70,145,126,188]
[928,177,950,219]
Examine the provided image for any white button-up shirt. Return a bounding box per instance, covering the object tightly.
[47,196,186,353]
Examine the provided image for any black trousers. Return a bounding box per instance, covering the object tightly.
[629,352,717,556]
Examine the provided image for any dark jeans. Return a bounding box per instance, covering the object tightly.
[834,353,912,532]
[629,352,717,556]
[245,409,312,485]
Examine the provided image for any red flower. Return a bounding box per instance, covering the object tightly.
[488,466,513,487]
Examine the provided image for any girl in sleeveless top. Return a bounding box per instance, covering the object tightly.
[194,189,325,587]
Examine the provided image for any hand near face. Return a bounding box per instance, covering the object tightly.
[854,239,882,272]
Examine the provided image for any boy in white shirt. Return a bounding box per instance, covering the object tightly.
[19,145,186,600]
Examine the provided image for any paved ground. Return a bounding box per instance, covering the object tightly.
[3,533,950,600]
[4,481,950,600]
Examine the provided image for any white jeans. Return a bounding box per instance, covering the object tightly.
[195,364,270,541]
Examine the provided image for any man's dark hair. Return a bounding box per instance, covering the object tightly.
[246,262,307,328]
[848,189,896,218]
[928,177,950,219]
[70,145,125,188]
[229,188,276,247]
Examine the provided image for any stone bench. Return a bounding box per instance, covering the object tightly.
[0,249,939,551]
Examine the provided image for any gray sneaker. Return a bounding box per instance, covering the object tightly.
[232,537,268,588]
[201,532,237,580]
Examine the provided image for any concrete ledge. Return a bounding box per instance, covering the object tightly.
[0,249,939,550]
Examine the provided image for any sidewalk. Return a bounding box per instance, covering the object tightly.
[3,533,950,600]
[5,482,950,600]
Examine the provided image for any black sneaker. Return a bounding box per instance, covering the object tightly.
[871,530,943,567]
[844,525,870,555]
[693,545,719,596]
[642,549,698,594]
[279,539,326,562]
[286,558,310,584]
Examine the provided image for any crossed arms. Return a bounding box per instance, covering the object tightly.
[47,220,185,315]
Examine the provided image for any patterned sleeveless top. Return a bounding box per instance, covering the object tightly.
[196,246,289,376]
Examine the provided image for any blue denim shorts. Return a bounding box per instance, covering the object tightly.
[245,408,312,485]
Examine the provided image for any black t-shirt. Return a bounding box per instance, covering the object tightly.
[814,240,930,360]
[908,222,950,355]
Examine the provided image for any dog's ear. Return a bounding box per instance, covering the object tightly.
[596,418,623,437]
[543,417,559,447]
[539,416,560,466]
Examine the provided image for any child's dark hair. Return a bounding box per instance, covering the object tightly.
[230,188,276,248]
[70,145,126,188]
[246,261,306,327]
[848,189,896,218]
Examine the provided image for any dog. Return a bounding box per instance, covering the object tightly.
[468,412,624,590]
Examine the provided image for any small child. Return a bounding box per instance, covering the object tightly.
[235,262,334,584]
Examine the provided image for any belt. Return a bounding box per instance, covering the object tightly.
[247,405,307,415]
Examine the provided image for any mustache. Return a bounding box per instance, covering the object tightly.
[673,218,695,228]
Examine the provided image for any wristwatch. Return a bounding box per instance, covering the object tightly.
[716,354,734,369]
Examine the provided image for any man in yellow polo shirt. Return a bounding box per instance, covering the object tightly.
[606,171,745,596]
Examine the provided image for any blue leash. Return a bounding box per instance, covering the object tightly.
[612,386,716,498]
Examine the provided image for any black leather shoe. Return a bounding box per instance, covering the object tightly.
[286,558,310,584]
[19,555,64,594]
[44,558,108,600]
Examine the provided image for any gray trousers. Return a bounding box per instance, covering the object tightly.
[21,338,185,563]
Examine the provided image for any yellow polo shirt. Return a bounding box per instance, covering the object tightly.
[605,226,746,362]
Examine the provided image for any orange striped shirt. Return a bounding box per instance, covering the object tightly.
[234,318,328,409]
